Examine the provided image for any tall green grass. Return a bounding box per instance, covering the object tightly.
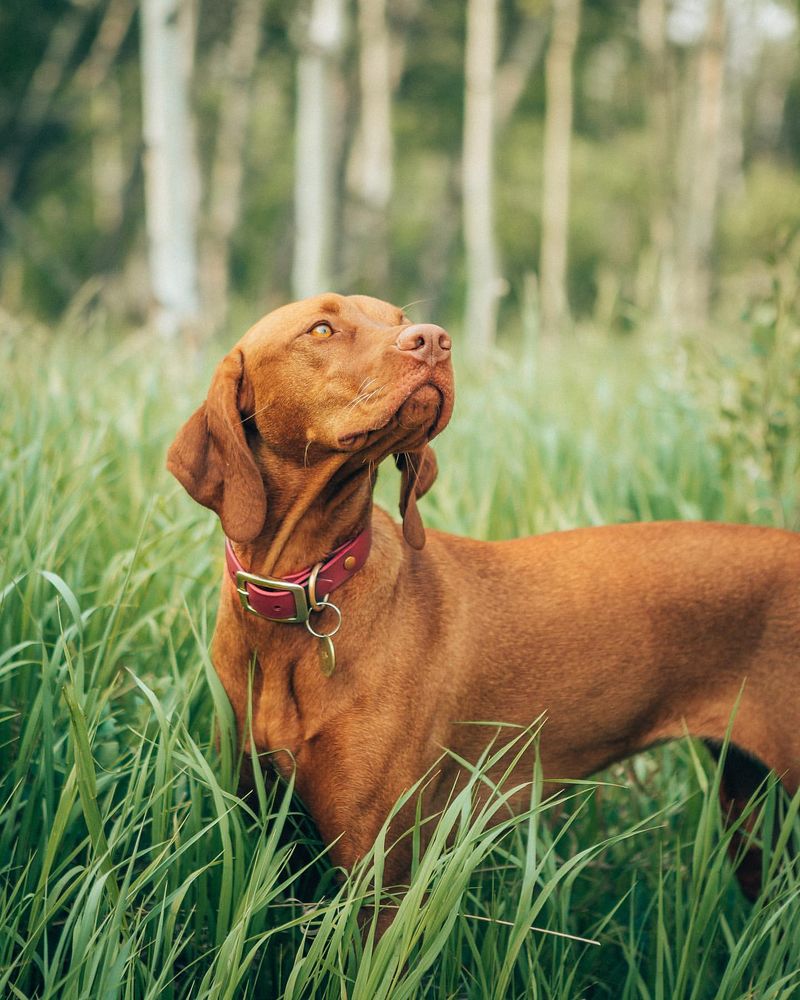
[1,302,800,998]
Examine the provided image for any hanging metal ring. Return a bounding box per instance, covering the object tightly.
[305,601,342,639]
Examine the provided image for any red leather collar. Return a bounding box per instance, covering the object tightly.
[225,526,372,623]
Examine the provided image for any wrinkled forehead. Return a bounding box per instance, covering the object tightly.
[237,293,406,353]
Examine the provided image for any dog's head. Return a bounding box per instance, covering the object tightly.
[167,294,454,549]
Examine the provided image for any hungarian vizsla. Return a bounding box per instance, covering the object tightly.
[168,293,800,902]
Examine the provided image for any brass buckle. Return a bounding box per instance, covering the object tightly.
[234,570,310,623]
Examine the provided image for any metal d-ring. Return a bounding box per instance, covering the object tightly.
[305,600,342,639]
[307,561,329,612]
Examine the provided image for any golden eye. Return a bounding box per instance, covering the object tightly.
[310,322,334,339]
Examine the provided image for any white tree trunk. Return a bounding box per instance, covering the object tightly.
[292,0,346,300]
[495,14,547,129]
[140,0,200,338]
[539,0,580,338]
[462,0,499,354]
[675,0,726,329]
[344,0,393,291]
[354,0,392,213]
[77,0,135,235]
[422,9,544,318]
[90,84,125,233]
[201,0,265,331]
[637,0,676,321]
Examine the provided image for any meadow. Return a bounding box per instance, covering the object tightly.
[2,295,800,999]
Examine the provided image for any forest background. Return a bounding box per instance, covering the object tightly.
[2,0,798,343]
[3,0,800,997]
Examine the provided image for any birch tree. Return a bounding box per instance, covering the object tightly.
[539,0,580,337]
[77,0,136,235]
[675,0,726,329]
[344,0,393,292]
[140,0,200,337]
[495,13,548,127]
[292,0,346,299]
[424,8,545,321]
[637,0,681,323]
[201,0,265,331]
[462,0,499,353]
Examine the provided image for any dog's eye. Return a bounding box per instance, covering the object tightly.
[309,322,334,339]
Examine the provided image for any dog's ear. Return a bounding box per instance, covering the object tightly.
[166,349,266,542]
[394,445,438,550]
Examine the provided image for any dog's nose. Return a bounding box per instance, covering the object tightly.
[395,324,452,367]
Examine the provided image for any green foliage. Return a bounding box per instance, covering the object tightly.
[2,0,799,326]
[683,243,800,526]
[2,295,800,995]
[719,161,800,279]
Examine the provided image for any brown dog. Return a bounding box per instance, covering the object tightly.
[168,293,800,901]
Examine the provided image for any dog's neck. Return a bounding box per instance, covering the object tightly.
[233,452,376,579]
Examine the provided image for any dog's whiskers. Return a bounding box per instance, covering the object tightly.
[400,298,431,316]
[242,399,272,424]
[346,382,387,414]
[402,450,420,479]
[357,375,376,396]
[361,385,386,407]
[345,377,378,411]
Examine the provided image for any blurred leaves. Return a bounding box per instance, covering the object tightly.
[0,0,798,332]
[683,239,800,526]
